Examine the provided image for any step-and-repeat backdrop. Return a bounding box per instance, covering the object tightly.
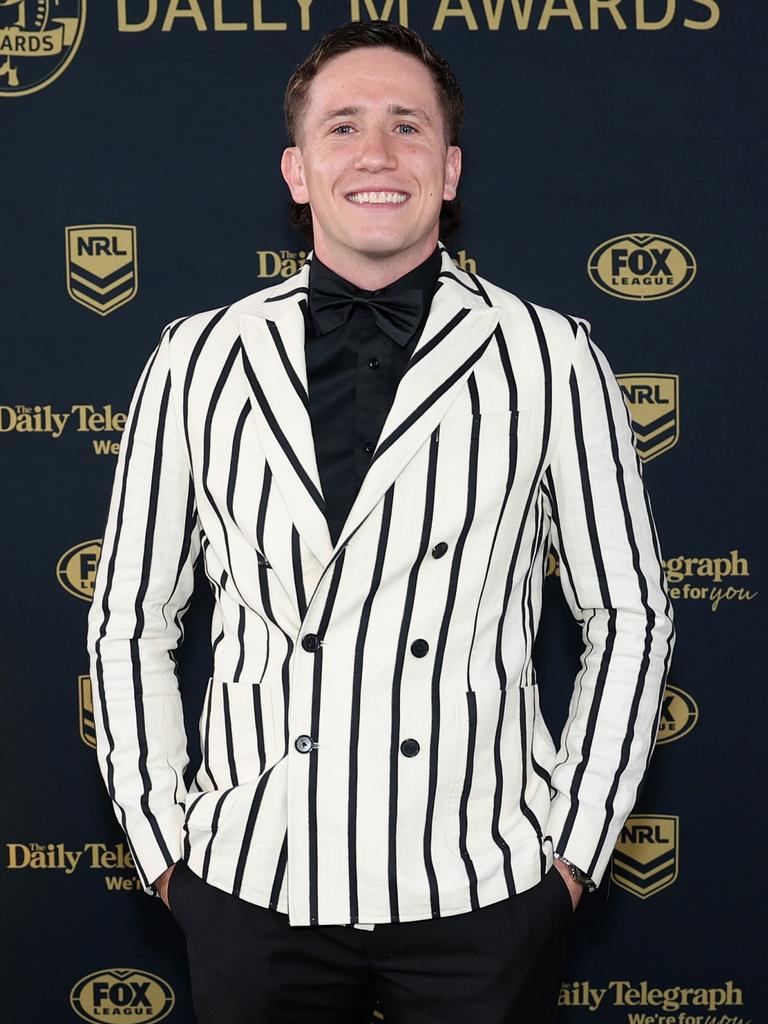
[3,2,763,1022]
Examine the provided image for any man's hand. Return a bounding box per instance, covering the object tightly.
[553,857,584,912]
[153,863,178,909]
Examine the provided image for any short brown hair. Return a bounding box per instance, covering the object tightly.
[283,20,464,244]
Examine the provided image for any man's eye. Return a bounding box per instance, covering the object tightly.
[332,124,353,135]
[396,123,417,134]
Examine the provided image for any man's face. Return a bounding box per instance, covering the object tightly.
[281,46,461,269]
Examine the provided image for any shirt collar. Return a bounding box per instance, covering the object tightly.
[307,244,442,347]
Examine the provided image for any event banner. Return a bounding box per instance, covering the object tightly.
[2,2,763,1021]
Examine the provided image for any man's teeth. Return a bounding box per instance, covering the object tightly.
[347,191,408,204]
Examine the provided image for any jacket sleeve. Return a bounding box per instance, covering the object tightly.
[86,324,201,895]
[540,317,675,888]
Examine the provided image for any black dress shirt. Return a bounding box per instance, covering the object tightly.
[305,245,442,547]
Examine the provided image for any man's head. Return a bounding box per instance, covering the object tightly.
[280,21,463,279]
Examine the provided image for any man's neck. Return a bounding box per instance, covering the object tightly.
[312,237,439,291]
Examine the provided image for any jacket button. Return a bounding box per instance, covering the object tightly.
[363,440,375,454]
[295,735,314,753]
[401,738,420,757]
[431,542,448,558]
[302,633,320,651]
[410,638,429,657]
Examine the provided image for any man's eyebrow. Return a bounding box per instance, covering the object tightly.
[318,104,433,125]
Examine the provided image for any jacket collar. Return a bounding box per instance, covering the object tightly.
[238,241,501,572]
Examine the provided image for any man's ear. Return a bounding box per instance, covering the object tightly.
[281,147,310,204]
[443,145,462,201]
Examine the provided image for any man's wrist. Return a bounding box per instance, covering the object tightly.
[554,852,597,892]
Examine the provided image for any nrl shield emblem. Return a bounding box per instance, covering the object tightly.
[616,373,679,462]
[612,814,679,898]
[78,674,96,749]
[66,225,138,315]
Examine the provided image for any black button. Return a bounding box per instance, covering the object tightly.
[302,633,320,651]
[369,357,379,369]
[401,738,420,757]
[363,440,375,454]
[295,735,314,753]
[410,638,429,657]
[431,542,448,558]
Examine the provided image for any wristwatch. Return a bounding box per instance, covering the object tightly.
[554,853,597,893]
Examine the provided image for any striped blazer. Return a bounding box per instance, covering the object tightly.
[87,241,675,927]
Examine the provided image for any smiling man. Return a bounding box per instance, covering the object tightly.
[88,19,675,1024]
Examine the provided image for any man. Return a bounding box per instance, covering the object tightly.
[87,20,675,1024]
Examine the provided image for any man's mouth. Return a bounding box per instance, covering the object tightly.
[345,191,410,205]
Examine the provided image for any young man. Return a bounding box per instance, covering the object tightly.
[87,20,675,1024]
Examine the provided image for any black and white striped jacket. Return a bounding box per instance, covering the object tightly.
[87,241,675,927]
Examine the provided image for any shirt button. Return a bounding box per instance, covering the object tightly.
[369,357,379,369]
[295,735,315,753]
[363,440,375,454]
[401,738,420,757]
[301,633,320,651]
[410,638,429,658]
[431,542,448,558]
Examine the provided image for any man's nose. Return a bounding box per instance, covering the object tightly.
[354,128,397,170]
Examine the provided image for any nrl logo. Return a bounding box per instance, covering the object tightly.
[78,674,95,749]
[617,373,679,462]
[612,814,679,898]
[0,0,85,97]
[66,225,138,315]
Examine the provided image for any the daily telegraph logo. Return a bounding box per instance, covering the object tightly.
[588,234,696,300]
[559,979,746,1016]
[57,539,101,601]
[617,373,679,462]
[256,248,478,278]
[70,969,174,1024]
[656,684,699,745]
[612,814,679,899]
[66,225,138,315]
[0,0,85,98]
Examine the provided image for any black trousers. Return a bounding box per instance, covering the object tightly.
[168,859,574,1023]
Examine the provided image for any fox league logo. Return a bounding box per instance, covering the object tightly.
[0,0,86,97]
[66,225,138,315]
[588,234,696,300]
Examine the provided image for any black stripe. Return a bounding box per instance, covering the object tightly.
[431,375,482,907]
[347,485,395,923]
[307,551,347,925]
[387,425,442,921]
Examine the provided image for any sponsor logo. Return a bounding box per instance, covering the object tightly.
[255,247,477,279]
[0,0,85,97]
[57,539,101,601]
[79,674,96,748]
[70,969,174,1023]
[0,404,126,454]
[657,684,699,745]
[66,225,138,315]
[588,234,696,300]
[6,841,142,890]
[663,550,758,612]
[617,373,679,461]
[612,814,679,898]
[558,979,746,1017]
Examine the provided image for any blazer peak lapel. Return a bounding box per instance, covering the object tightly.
[238,258,336,568]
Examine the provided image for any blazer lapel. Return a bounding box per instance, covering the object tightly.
[333,249,501,553]
[238,260,332,568]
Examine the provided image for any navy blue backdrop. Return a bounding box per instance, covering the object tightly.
[2,2,764,1021]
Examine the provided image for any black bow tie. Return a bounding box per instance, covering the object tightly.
[309,272,424,347]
